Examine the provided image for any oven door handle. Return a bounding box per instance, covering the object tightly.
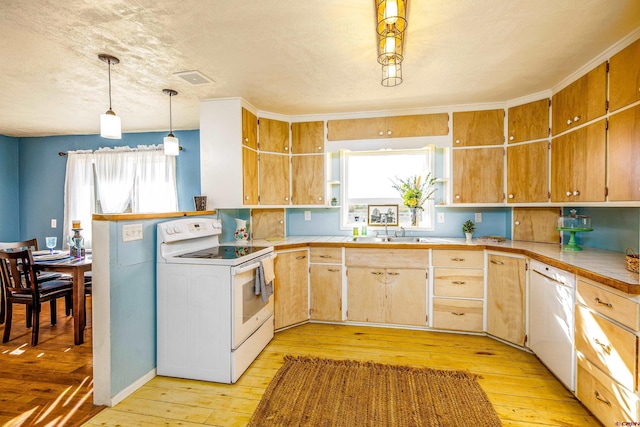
[232,254,276,275]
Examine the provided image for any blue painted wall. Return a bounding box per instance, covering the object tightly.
[16,130,200,246]
[0,135,20,241]
[562,207,640,253]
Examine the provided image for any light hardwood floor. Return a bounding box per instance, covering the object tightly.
[83,323,601,426]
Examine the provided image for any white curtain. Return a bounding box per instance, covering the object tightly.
[63,151,95,248]
[94,147,136,214]
[132,145,178,212]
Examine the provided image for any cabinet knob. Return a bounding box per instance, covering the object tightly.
[574,116,580,122]
[455,139,461,144]
[284,197,289,201]
[566,191,572,196]
[509,135,514,141]
[573,190,580,196]
[455,194,460,199]
[387,130,392,135]
[317,146,322,151]
[244,137,248,142]
[379,131,384,136]
[279,220,284,224]
[317,196,323,201]
[515,221,520,225]
[245,195,250,200]
[284,146,289,151]
[508,194,514,199]
[566,119,572,125]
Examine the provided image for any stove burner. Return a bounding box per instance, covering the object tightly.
[177,245,269,260]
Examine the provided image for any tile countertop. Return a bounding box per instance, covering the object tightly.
[238,236,640,296]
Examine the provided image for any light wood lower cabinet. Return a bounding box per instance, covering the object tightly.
[274,250,309,329]
[432,298,483,332]
[347,267,427,326]
[486,254,526,346]
[309,265,342,322]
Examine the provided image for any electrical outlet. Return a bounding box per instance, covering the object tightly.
[437,212,445,223]
[51,218,57,228]
[475,212,482,223]
[304,211,311,221]
[123,223,143,242]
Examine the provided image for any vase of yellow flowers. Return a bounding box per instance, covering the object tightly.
[391,174,437,227]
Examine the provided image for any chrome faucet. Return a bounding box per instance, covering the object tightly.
[400,226,405,237]
[382,214,388,237]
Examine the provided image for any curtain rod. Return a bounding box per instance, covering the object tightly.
[58,145,183,156]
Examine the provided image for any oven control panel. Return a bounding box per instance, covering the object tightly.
[158,218,222,243]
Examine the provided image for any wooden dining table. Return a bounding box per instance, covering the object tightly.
[34,254,92,345]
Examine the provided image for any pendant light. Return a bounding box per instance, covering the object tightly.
[98,54,122,139]
[163,89,180,156]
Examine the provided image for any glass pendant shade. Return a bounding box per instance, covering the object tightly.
[100,109,121,139]
[381,60,403,87]
[377,31,404,64]
[163,134,180,156]
[376,0,407,35]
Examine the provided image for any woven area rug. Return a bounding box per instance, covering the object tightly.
[248,355,501,427]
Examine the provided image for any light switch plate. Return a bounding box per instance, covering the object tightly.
[437,212,445,223]
[123,223,143,242]
[304,211,311,221]
[51,218,57,228]
[475,212,482,223]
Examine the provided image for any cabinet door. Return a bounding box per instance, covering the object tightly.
[385,268,427,326]
[327,117,386,140]
[552,62,607,135]
[507,99,549,144]
[242,108,257,149]
[452,147,504,203]
[385,114,449,137]
[512,207,561,243]
[274,250,309,329]
[608,105,640,201]
[609,38,640,112]
[452,109,504,147]
[259,152,290,205]
[346,267,386,323]
[309,264,342,321]
[291,121,324,154]
[551,120,606,202]
[242,147,258,205]
[259,118,290,153]
[291,155,325,205]
[251,208,285,239]
[506,141,548,203]
[432,298,484,332]
[486,254,526,346]
[433,268,484,298]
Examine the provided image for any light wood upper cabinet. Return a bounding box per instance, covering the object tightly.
[512,207,561,243]
[274,250,309,329]
[551,62,607,136]
[327,113,448,141]
[452,109,504,146]
[242,108,257,149]
[251,208,285,239]
[291,155,324,205]
[452,147,504,203]
[507,99,549,143]
[551,119,606,202]
[242,146,258,205]
[506,141,549,203]
[291,121,324,154]
[259,152,290,205]
[486,254,526,346]
[609,38,640,112]
[608,104,640,201]
[259,118,290,153]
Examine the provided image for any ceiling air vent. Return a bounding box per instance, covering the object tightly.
[174,70,214,85]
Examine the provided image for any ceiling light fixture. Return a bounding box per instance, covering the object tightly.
[163,89,180,156]
[375,0,407,87]
[98,54,122,139]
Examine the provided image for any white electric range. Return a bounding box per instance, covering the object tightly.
[156,217,275,383]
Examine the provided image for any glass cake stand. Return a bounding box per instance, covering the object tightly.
[555,209,593,251]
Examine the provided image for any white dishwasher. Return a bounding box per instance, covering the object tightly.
[529,260,576,391]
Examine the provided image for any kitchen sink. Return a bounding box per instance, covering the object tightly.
[385,237,421,243]
[348,236,389,243]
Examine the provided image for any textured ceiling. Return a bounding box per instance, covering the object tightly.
[0,0,639,137]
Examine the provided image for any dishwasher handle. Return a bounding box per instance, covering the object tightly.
[532,268,569,287]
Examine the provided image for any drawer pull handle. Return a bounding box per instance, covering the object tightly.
[451,257,465,262]
[490,260,504,265]
[594,391,611,407]
[371,271,384,276]
[387,272,400,276]
[296,255,307,260]
[328,268,340,272]
[594,297,612,308]
[452,312,465,316]
[594,338,611,355]
[452,281,466,285]
[319,255,332,258]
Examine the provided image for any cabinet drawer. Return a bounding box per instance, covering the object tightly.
[432,250,483,268]
[432,298,483,332]
[577,357,639,426]
[433,268,484,298]
[345,248,428,268]
[310,247,343,264]
[577,277,640,331]
[575,305,638,391]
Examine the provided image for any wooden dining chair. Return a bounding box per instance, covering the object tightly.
[0,238,67,325]
[0,249,73,346]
